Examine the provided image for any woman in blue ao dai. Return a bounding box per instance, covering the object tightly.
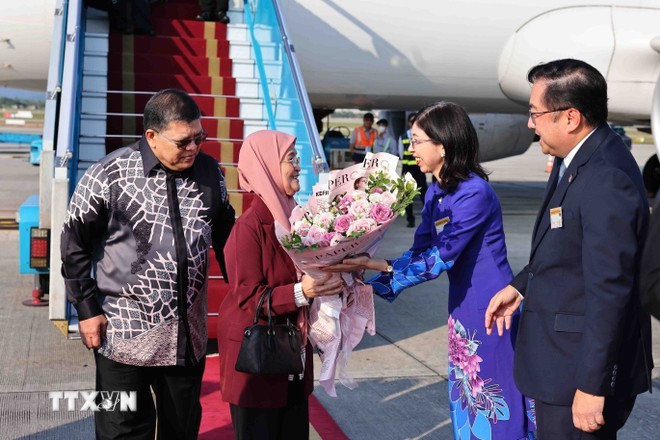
[328,102,536,440]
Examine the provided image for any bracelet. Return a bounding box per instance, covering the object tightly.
[294,282,309,307]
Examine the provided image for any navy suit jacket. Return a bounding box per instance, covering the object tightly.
[511,124,653,405]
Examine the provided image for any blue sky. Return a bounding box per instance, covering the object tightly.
[0,87,45,101]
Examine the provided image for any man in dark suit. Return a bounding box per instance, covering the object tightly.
[485,59,653,439]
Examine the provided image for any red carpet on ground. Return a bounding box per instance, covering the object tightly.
[200,355,349,439]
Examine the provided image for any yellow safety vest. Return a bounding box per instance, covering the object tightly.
[400,133,416,165]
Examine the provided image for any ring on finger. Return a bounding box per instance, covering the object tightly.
[588,421,598,426]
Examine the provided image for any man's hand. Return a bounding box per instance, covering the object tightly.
[79,315,107,350]
[572,389,605,432]
[484,284,522,336]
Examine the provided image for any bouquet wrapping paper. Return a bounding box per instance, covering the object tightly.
[276,152,418,396]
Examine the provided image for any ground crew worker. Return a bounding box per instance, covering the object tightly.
[399,112,428,227]
[373,119,397,154]
[350,112,376,163]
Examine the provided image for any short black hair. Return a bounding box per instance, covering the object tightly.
[527,59,607,127]
[414,101,488,193]
[363,112,374,121]
[407,113,417,124]
[143,89,201,132]
[376,119,388,126]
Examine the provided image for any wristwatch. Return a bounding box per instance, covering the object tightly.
[383,260,393,273]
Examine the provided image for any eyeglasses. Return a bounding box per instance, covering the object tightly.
[410,138,434,147]
[156,129,208,150]
[529,108,570,122]
[281,155,301,167]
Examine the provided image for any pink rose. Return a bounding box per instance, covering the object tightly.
[308,225,327,242]
[302,236,316,247]
[369,203,393,224]
[318,232,340,247]
[346,218,377,236]
[337,194,354,213]
[348,199,371,219]
[293,220,311,237]
[370,187,384,194]
[313,212,335,229]
[333,214,354,233]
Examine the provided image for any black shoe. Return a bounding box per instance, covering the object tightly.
[217,11,230,24]
[406,221,415,228]
[196,11,216,21]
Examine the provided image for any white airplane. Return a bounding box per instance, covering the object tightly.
[2,0,659,160]
[0,0,55,91]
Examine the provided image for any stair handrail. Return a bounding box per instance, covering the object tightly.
[54,0,86,191]
[244,0,329,180]
[48,0,86,323]
[40,0,70,228]
[244,1,277,129]
[269,0,328,175]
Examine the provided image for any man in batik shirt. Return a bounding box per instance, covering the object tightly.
[61,89,235,439]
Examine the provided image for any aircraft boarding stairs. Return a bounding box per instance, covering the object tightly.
[76,0,273,338]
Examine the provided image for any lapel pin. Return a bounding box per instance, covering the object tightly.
[568,174,574,183]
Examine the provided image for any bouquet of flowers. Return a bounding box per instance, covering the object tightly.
[275,152,419,396]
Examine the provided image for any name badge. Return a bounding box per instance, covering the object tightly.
[435,216,450,234]
[550,207,563,229]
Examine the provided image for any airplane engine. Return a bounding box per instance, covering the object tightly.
[470,114,535,162]
[497,6,660,123]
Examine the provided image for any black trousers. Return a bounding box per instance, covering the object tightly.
[229,378,309,440]
[109,0,152,33]
[199,0,229,14]
[401,164,428,224]
[94,351,205,440]
[535,396,636,440]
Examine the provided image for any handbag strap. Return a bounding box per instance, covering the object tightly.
[252,287,296,330]
[252,287,274,326]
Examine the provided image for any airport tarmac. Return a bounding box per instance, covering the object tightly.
[0,142,658,439]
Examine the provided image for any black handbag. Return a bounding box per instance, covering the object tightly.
[235,287,304,375]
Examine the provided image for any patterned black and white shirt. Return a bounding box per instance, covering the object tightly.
[61,138,235,367]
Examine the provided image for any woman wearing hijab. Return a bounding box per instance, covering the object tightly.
[218,130,344,439]
[327,102,536,439]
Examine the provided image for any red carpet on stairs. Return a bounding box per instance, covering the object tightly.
[200,355,349,439]
[106,1,239,153]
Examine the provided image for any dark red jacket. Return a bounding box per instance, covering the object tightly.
[218,197,314,408]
